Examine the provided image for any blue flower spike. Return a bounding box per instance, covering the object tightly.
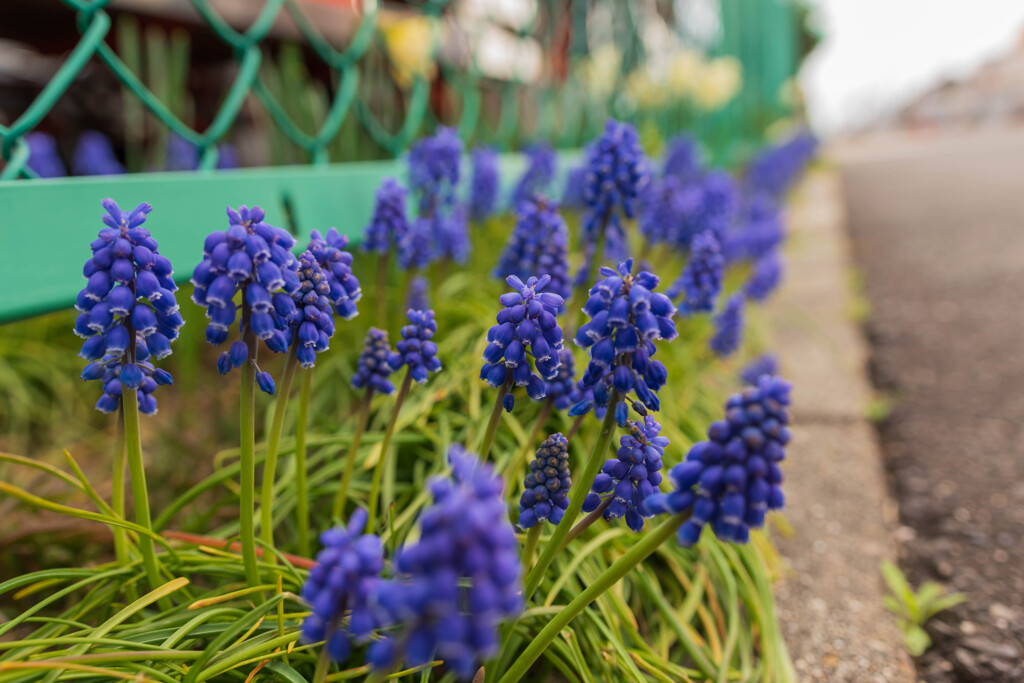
[480,275,565,404]
[572,259,677,426]
[581,119,648,257]
[362,178,410,255]
[495,197,572,304]
[367,447,522,680]
[581,415,666,532]
[510,141,557,207]
[301,508,385,663]
[191,204,299,394]
[740,353,779,386]
[308,228,362,319]
[518,433,572,528]
[288,250,335,369]
[666,230,724,314]
[470,146,500,221]
[644,375,793,547]
[388,309,442,383]
[352,328,396,395]
[76,199,182,414]
[710,293,745,358]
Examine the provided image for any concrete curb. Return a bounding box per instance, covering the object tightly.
[767,169,916,682]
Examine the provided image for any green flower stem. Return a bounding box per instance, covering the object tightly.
[559,496,611,552]
[312,624,334,683]
[522,389,620,600]
[238,321,263,590]
[501,398,552,484]
[367,369,413,532]
[295,367,313,558]
[258,348,300,552]
[521,525,542,573]
[565,412,586,441]
[478,370,515,461]
[120,379,163,598]
[112,406,129,567]
[376,250,389,328]
[334,389,374,521]
[496,512,687,683]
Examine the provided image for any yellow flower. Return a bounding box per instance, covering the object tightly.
[580,44,622,100]
[626,70,668,109]
[693,57,742,111]
[667,49,706,98]
[379,12,437,88]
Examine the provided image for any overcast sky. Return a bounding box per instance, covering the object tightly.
[800,0,1024,135]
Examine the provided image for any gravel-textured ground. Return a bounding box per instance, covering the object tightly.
[841,129,1024,681]
[767,172,914,682]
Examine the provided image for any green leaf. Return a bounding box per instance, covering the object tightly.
[903,624,931,657]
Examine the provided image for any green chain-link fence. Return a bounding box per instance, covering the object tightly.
[0,0,808,321]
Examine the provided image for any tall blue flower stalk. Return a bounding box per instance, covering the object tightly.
[25,131,66,178]
[740,353,779,386]
[510,142,557,207]
[666,230,724,314]
[581,415,666,531]
[645,375,792,545]
[494,197,571,303]
[674,171,739,250]
[744,251,784,302]
[72,130,125,176]
[639,175,686,251]
[75,198,180,595]
[368,447,522,680]
[479,275,564,459]
[710,293,745,357]
[722,192,784,264]
[407,127,467,269]
[192,204,300,589]
[470,146,500,221]
[364,178,410,324]
[662,134,703,184]
[745,130,818,198]
[366,308,443,530]
[561,164,587,209]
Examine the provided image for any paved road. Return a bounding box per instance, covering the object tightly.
[841,128,1024,682]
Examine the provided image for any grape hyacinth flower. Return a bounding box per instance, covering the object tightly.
[740,353,779,386]
[544,348,577,411]
[165,133,199,172]
[721,193,784,264]
[710,293,745,358]
[307,228,361,319]
[518,433,571,528]
[389,309,442,383]
[398,217,436,270]
[494,197,571,303]
[301,508,384,662]
[666,230,724,314]
[581,415,665,531]
[480,275,564,410]
[286,251,335,368]
[644,375,792,546]
[675,171,739,249]
[572,259,676,426]
[434,206,470,264]
[470,146,500,221]
[581,120,648,259]
[408,126,462,215]
[25,131,66,178]
[71,130,125,176]
[191,205,300,392]
[639,175,686,247]
[362,178,410,254]
[510,142,557,207]
[352,328,396,396]
[663,134,703,184]
[406,275,429,311]
[746,130,818,198]
[368,447,522,680]
[561,164,587,209]
[76,199,182,415]
[744,251,784,302]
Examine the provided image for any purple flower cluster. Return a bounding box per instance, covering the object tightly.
[481,275,564,409]
[518,433,571,528]
[301,508,384,662]
[639,175,687,246]
[494,198,571,302]
[307,228,361,319]
[362,178,410,255]
[561,164,587,209]
[722,193,784,264]
[571,259,676,426]
[406,275,430,311]
[675,171,738,249]
[76,200,181,414]
[744,251,783,302]
[739,353,779,386]
[710,293,745,357]
[582,415,665,531]
[644,375,792,546]
[433,206,471,264]
[745,130,817,198]
[662,134,703,184]
[581,120,648,253]
[351,328,396,395]
[192,205,300,393]
[71,131,125,176]
[368,447,521,680]
[389,309,442,383]
[543,348,577,410]
[25,132,66,178]
[286,251,335,368]
[666,230,724,314]
[510,142,557,207]
[408,126,462,215]
[469,147,500,221]
[398,218,434,270]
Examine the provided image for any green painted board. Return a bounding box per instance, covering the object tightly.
[0,151,581,322]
